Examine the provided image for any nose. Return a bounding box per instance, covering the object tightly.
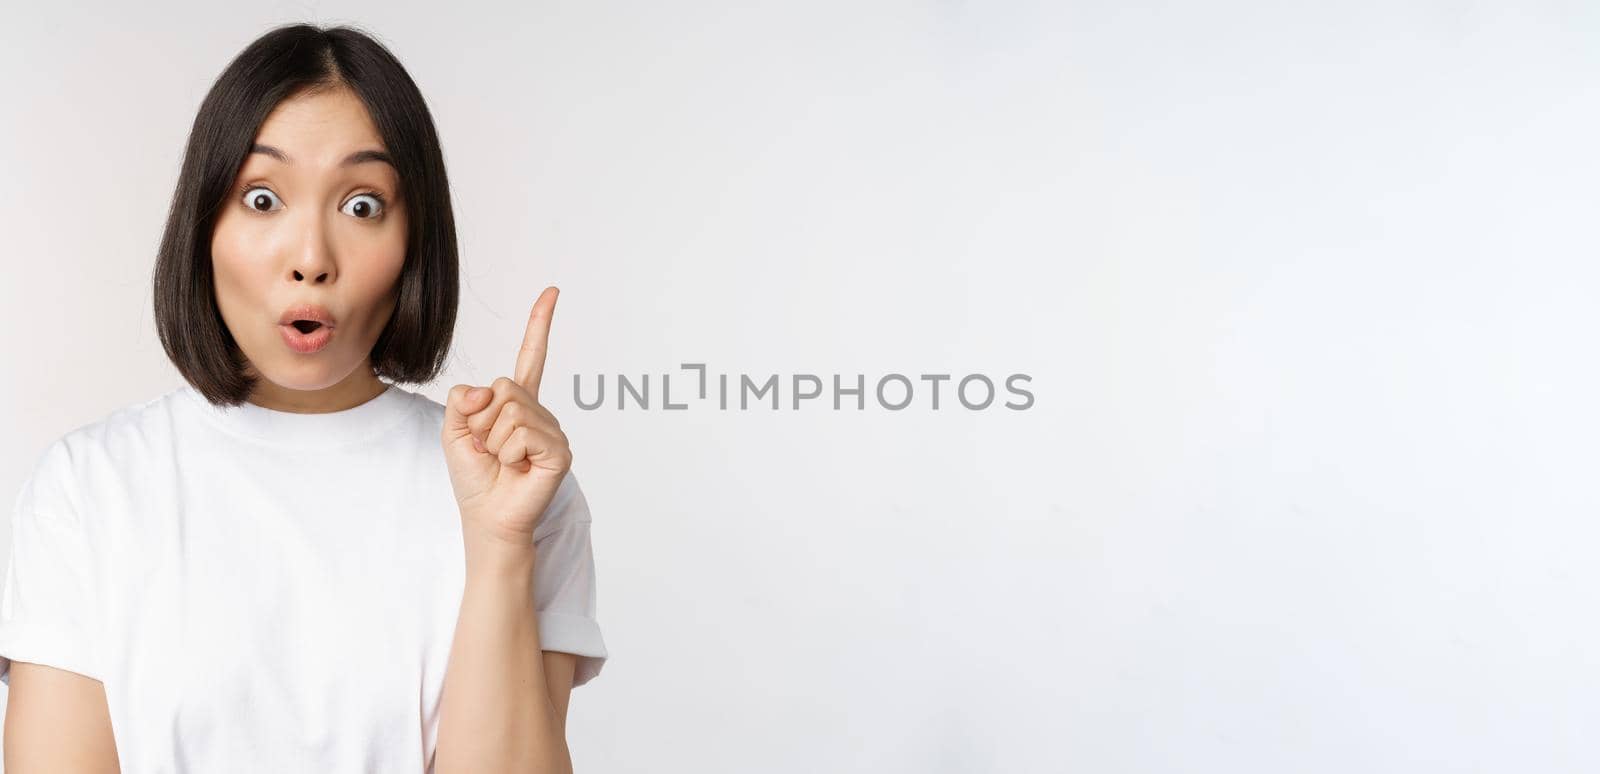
[287,209,336,284]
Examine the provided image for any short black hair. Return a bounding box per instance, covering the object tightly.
[153,23,458,407]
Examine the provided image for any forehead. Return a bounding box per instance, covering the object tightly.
[249,87,388,166]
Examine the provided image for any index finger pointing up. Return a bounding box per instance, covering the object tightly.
[514,285,559,396]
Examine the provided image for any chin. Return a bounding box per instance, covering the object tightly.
[250,359,352,393]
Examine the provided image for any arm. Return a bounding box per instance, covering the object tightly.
[435,287,596,771]
[3,662,119,773]
[433,535,575,774]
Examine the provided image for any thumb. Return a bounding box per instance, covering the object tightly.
[443,384,492,443]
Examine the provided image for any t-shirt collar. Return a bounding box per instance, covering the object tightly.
[180,381,418,448]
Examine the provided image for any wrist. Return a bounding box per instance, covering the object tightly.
[461,523,538,578]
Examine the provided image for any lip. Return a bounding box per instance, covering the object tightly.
[278,303,338,327]
[280,322,335,354]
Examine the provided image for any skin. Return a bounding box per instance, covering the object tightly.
[5,86,580,772]
[436,287,581,773]
[216,83,407,413]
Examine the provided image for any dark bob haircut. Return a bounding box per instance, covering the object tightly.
[153,23,458,407]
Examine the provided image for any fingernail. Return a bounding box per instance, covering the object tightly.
[467,387,488,401]
[473,437,486,453]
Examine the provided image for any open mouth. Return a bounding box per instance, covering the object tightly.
[280,320,334,353]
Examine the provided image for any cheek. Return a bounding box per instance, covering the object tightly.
[357,229,408,326]
[379,212,408,274]
[374,216,407,280]
[208,214,261,317]
[362,225,407,285]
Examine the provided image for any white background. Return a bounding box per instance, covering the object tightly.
[2,1,1595,771]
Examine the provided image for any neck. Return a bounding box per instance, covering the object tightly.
[245,367,388,414]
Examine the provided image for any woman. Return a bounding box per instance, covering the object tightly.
[0,23,607,773]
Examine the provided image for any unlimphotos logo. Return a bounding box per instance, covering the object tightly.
[572,364,1034,411]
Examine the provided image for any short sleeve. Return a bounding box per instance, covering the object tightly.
[532,469,608,688]
[0,440,103,685]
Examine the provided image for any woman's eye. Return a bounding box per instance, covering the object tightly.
[342,193,385,219]
[242,187,282,212]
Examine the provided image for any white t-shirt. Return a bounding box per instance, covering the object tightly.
[0,382,608,772]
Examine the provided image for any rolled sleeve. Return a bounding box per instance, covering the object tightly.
[0,440,103,685]
[533,471,608,687]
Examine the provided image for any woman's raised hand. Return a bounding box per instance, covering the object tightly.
[441,286,572,549]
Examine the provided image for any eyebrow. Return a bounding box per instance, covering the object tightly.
[250,143,395,168]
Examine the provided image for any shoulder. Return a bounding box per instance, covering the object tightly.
[55,387,185,460]
[15,387,185,519]
[404,386,448,422]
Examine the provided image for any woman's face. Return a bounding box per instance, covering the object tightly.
[210,85,407,401]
